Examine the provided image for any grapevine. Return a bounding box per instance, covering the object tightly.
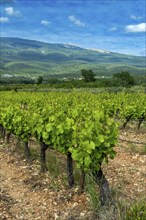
[0,90,145,205]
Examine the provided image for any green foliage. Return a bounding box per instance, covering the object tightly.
[124,199,146,220]
[0,91,120,173]
[0,91,146,172]
[81,69,96,82]
[86,174,101,213]
[0,90,146,220]
[0,76,34,84]
[36,76,43,85]
[1,37,146,78]
[113,71,135,87]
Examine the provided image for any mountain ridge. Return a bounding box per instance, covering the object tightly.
[0,37,145,78]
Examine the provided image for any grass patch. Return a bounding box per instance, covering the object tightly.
[46,150,60,178]
[125,143,146,155]
[85,173,146,220]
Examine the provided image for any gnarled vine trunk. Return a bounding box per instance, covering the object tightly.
[40,137,48,172]
[93,167,112,206]
[67,152,74,188]
[24,141,31,161]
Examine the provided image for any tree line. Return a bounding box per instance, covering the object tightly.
[0,69,145,88]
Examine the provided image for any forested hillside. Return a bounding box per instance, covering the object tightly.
[0,37,145,78]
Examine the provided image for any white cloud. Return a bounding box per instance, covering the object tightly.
[5,7,21,17]
[41,20,50,26]
[0,17,9,22]
[125,23,146,33]
[130,15,143,20]
[68,15,85,27]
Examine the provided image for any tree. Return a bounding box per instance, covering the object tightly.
[81,69,96,82]
[36,76,43,85]
[113,71,135,87]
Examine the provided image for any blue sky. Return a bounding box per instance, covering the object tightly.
[0,0,146,56]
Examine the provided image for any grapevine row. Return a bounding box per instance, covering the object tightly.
[0,91,146,205]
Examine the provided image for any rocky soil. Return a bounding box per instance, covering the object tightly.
[0,127,146,220]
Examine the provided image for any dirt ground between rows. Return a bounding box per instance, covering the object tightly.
[0,127,146,220]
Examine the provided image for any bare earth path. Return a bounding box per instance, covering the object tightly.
[0,144,89,220]
[0,128,146,220]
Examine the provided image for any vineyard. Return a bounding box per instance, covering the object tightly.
[0,90,146,219]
